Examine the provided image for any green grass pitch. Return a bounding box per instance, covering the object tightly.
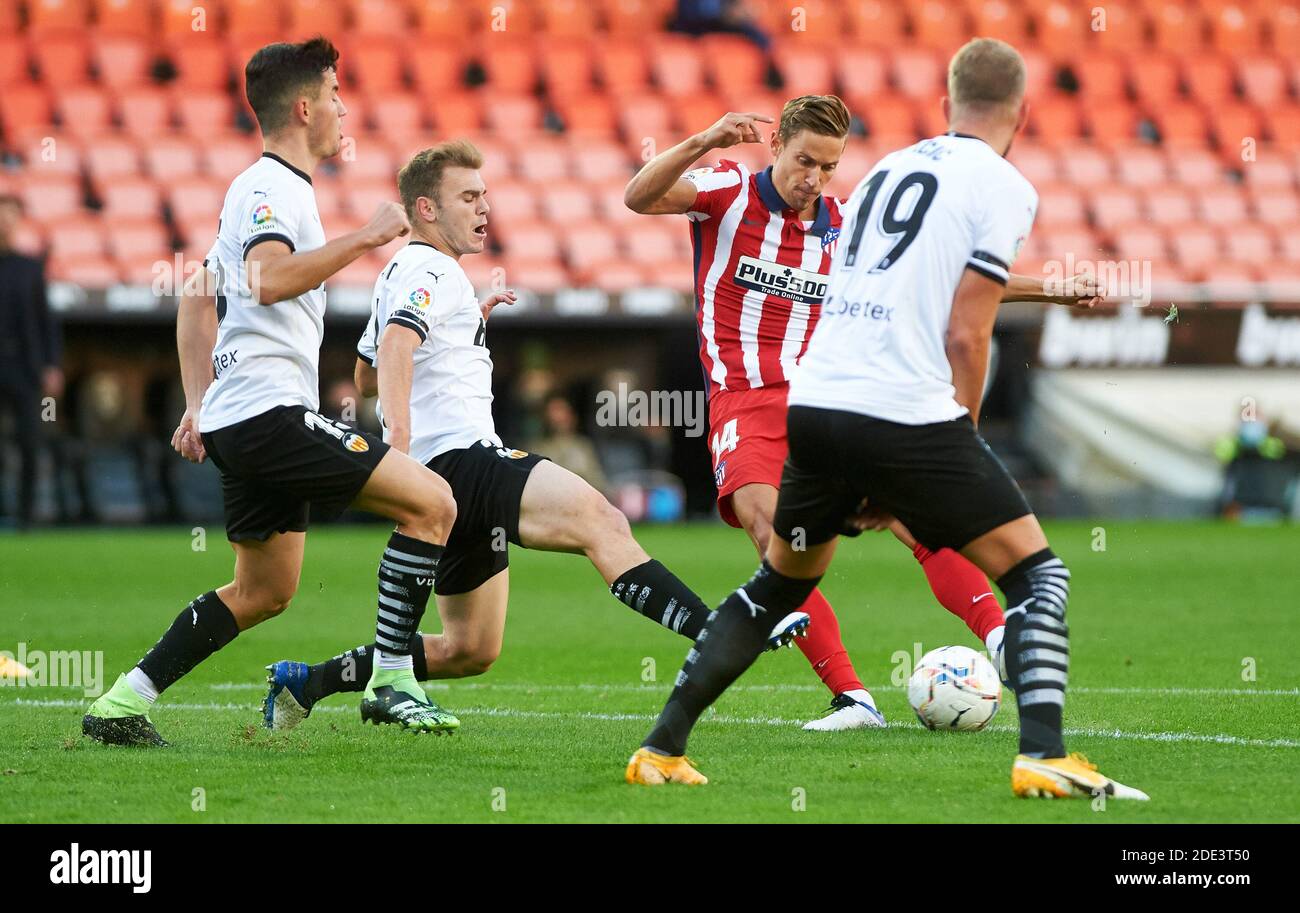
[1,520,1297,823]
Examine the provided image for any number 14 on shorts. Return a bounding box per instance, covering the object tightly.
[710,418,739,466]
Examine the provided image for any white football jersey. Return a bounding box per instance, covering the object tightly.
[357,241,500,464]
[199,153,328,432]
[790,133,1037,425]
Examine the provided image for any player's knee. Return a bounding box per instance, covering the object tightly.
[400,477,457,540]
[244,581,297,622]
[449,641,499,677]
[588,491,632,543]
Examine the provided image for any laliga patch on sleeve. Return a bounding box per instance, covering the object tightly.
[406,287,432,313]
[682,167,716,186]
[250,201,277,232]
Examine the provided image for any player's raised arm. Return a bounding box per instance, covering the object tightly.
[624,111,772,215]
[246,201,409,305]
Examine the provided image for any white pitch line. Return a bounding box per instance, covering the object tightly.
[8,697,1299,750]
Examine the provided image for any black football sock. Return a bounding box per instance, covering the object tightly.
[642,560,821,757]
[374,532,442,667]
[997,548,1071,759]
[611,559,709,640]
[136,590,239,694]
[305,631,427,702]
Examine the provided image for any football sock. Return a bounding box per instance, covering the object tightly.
[913,543,1005,641]
[305,631,427,702]
[610,559,709,640]
[997,548,1071,759]
[373,532,441,672]
[125,667,159,704]
[135,590,239,696]
[791,588,864,695]
[643,561,821,757]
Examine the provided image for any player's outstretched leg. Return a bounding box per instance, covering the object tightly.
[351,450,460,733]
[965,517,1147,800]
[627,550,826,786]
[85,532,304,746]
[729,483,881,731]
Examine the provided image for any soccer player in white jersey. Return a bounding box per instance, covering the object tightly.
[260,141,808,731]
[83,38,463,745]
[626,38,1148,800]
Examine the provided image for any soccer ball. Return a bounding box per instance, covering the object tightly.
[907,645,1002,731]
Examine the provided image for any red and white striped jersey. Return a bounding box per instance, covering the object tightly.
[684,159,844,394]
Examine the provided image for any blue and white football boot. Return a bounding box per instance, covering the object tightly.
[802,689,887,731]
[262,660,314,732]
[765,611,811,651]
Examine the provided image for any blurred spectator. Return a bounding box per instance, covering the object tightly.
[669,0,771,51]
[0,193,62,527]
[1216,415,1295,520]
[528,393,609,495]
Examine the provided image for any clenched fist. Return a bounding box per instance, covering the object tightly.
[364,201,411,248]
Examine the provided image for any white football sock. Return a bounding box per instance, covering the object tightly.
[376,650,414,672]
[125,666,159,705]
[985,625,1005,659]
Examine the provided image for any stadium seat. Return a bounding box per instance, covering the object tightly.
[497,220,562,261]
[159,0,216,40]
[0,36,29,86]
[650,36,705,97]
[1143,184,1196,226]
[169,40,229,90]
[83,134,142,182]
[367,93,426,136]
[415,0,479,37]
[1108,223,1169,263]
[28,0,90,36]
[538,0,598,38]
[486,181,541,224]
[94,0,155,37]
[287,0,348,39]
[701,35,766,92]
[842,0,907,44]
[174,89,236,137]
[118,87,174,137]
[16,130,84,177]
[1030,96,1085,145]
[105,219,172,263]
[480,39,538,94]
[1212,104,1262,152]
[782,0,845,42]
[55,86,114,138]
[671,93,731,135]
[554,94,617,139]
[47,218,109,260]
[333,140,396,182]
[1088,185,1142,231]
[1168,224,1221,277]
[345,37,406,93]
[969,0,1029,45]
[515,141,571,184]
[98,175,163,219]
[1210,3,1263,55]
[1058,145,1113,184]
[594,180,640,226]
[49,255,122,285]
[620,220,679,265]
[203,133,262,181]
[1182,55,1236,108]
[1091,1,1148,53]
[1073,53,1128,101]
[538,40,595,102]
[311,179,345,222]
[1150,1,1207,53]
[909,0,971,50]
[891,48,943,99]
[2,84,53,134]
[1266,3,1300,54]
[601,0,668,36]
[431,92,484,133]
[1128,52,1180,107]
[409,47,466,96]
[540,181,597,223]
[1263,105,1300,147]
[1152,102,1211,148]
[1032,1,1088,50]
[560,224,621,274]
[32,34,92,88]
[833,46,889,99]
[594,39,650,94]
[1249,187,1300,223]
[225,0,284,39]
[341,180,400,218]
[92,35,152,89]
[1083,99,1140,146]
[860,93,918,144]
[1237,57,1288,108]
[483,94,544,133]
[1035,184,1089,229]
[1166,146,1224,185]
[572,141,634,183]
[1221,222,1277,266]
[1195,185,1250,224]
[773,43,835,96]
[144,136,203,182]
[349,0,410,37]
[1112,143,1168,186]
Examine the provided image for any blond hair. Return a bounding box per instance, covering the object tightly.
[947,38,1026,115]
[397,139,484,218]
[777,94,851,145]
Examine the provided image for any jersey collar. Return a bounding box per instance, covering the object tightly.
[261,152,313,185]
[755,166,831,237]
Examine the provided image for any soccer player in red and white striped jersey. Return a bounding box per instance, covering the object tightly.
[625,96,1095,731]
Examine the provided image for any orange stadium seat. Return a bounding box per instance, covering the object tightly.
[28,0,90,35]
[50,256,123,285]
[1,83,53,133]
[15,131,83,177]
[1031,1,1087,49]
[834,46,889,99]
[310,178,345,221]
[538,0,598,38]
[1210,3,1263,55]
[970,0,1030,45]
[1222,222,1277,266]
[860,94,919,144]
[498,219,562,261]
[671,93,729,135]
[1030,96,1085,144]
[1058,145,1113,184]
[105,219,171,262]
[540,181,596,222]
[1150,1,1206,53]
[773,43,835,96]
[1019,48,1055,101]
[594,179,639,226]
[573,141,633,182]
[341,180,399,218]
[1089,185,1142,231]
[350,0,410,36]
[46,219,107,260]
[1091,2,1149,53]
[409,47,465,96]
[650,37,705,97]
[1168,224,1220,278]
[32,34,92,88]
[1127,52,1179,106]
[560,226,619,275]
[909,0,971,50]
[346,37,407,93]
[118,87,174,137]
[84,134,142,182]
[1212,104,1262,152]
[594,39,650,94]
[1243,155,1297,190]
[0,36,28,86]
[1112,144,1168,185]
[1035,184,1089,228]
[92,35,152,89]
[782,0,846,43]
[170,41,229,90]
[1109,222,1168,263]
[167,175,228,226]
[915,103,949,139]
[515,141,570,183]
[367,93,426,136]
[1166,146,1224,185]
[144,137,202,181]
[701,35,766,92]
[414,0,478,37]
[431,92,483,133]
[555,94,617,139]
[158,0,215,41]
[488,0,542,36]
[1074,53,1127,101]
[484,94,544,133]
[539,40,595,101]
[174,89,236,137]
[1083,99,1140,146]
[287,0,348,39]
[1183,55,1235,107]
[20,175,84,222]
[481,39,538,94]
[98,175,163,219]
[95,0,153,35]
[1237,58,1287,108]
[487,181,541,224]
[55,86,114,138]
[891,48,943,99]
[175,215,216,252]
[1266,3,1300,54]
[1250,187,1300,224]
[619,92,672,136]
[225,0,284,39]
[1196,184,1250,224]
[1008,145,1059,186]
[1153,102,1210,147]
[621,220,683,265]
[203,134,262,182]
[334,140,397,181]
[841,0,906,44]
[1263,105,1300,147]
[601,0,669,37]
[1143,184,1196,225]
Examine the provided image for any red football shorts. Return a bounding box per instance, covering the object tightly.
[707,383,791,528]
